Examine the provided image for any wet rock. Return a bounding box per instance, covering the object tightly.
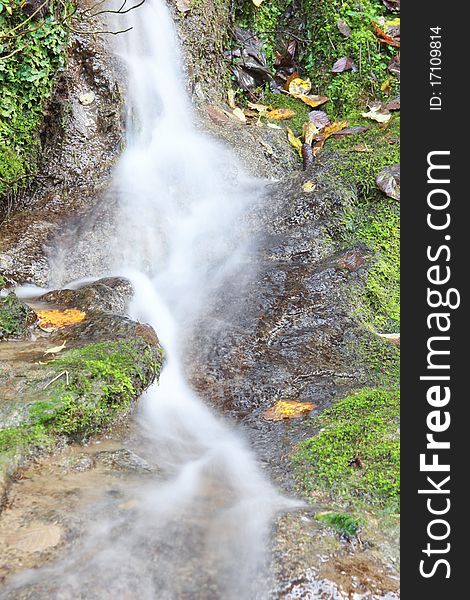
[39,277,134,316]
[94,449,155,474]
[0,30,125,286]
[0,284,36,340]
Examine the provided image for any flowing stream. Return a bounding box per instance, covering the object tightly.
[3,1,297,598]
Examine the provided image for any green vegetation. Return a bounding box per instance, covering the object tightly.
[301,0,399,115]
[0,340,163,463]
[292,388,400,512]
[0,0,69,196]
[316,511,362,538]
[330,116,400,332]
[0,288,34,338]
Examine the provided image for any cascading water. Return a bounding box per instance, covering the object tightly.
[2,1,298,598]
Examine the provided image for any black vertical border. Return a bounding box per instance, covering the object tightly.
[401,1,467,596]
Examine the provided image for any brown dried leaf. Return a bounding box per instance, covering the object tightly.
[263,400,316,421]
[309,110,330,131]
[332,57,356,73]
[376,164,400,200]
[386,95,400,111]
[314,120,349,142]
[332,125,369,137]
[337,20,352,37]
[176,0,191,12]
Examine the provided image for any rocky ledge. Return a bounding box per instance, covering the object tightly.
[0,276,163,504]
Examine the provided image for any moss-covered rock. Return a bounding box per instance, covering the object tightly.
[0,280,164,498]
[0,277,35,339]
[291,387,400,512]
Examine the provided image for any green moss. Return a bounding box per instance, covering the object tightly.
[316,511,362,538]
[292,388,400,512]
[301,0,399,115]
[0,1,69,197]
[30,340,163,438]
[262,90,311,135]
[0,291,33,339]
[0,339,163,471]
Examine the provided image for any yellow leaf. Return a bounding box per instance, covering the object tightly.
[43,340,67,355]
[320,120,349,140]
[266,123,283,129]
[263,400,316,421]
[36,309,86,331]
[302,121,319,145]
[252,0,264,5]
[297,94,329,108]
[303,180,316,193]
[287,128,303,156]
[266,108,295,121]
[232,107,247,123]
[288,77,312,97]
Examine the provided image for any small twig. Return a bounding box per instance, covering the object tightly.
[0,0,50,40]
[359,42,362,75]
[326,32,336,52]
[90,0,146,18]
[44,370,69,389]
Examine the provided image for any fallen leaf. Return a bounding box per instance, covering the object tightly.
[232,107,247,123]
[288,77,312,97]
[5,523,62,553]
[263,400,316,421]
[337,20,352,37]
[43,340,67,355]
[386,95,400,111]
[372,22,400,47]
[252,0,264,5]
[78,92,95,106]
[382,0,400,11]
[381,77,392,94]
[266,122,283,130]
[287,127,303,156]
[283,71,300,90]
[309,110,330,131]
[176,0,191,12]
[332,57,356,73]
[362,104,391,123]
[314,120,349,142]
[265,108,295,120]
[302,121,319,145]
[297,94,329,109]
[206,105,229,125]
[376,164,400,200]
[36,309,86,331]
[332,125,369,137]
[303,180,316,193]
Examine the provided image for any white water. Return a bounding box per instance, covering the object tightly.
[7,1,297,598]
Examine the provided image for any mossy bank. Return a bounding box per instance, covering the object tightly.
[0,282,164,500]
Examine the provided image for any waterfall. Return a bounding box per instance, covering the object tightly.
[4,1,297,598]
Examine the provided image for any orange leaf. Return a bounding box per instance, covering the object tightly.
[372,22,400,47]
[314,120,349,143]
[36,309,86,331]
[296,94,329,109]
[265,108,295,120]
[263,400,316,421]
